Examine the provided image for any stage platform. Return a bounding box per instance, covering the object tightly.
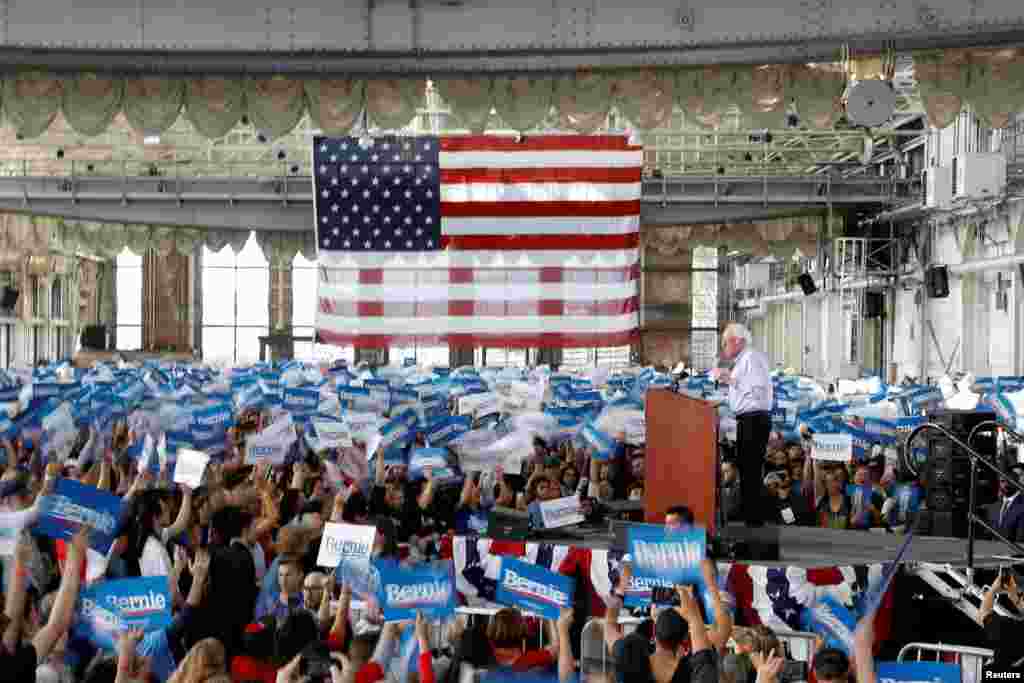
[530,523,1015,568]
[722,524,1013,568]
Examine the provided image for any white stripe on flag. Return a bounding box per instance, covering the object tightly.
[440,150,643,168]
[318,281,638,303]
[441,215,639,236]
[315,312,639,334]
[316,248,640,269]
[440,182,641,203]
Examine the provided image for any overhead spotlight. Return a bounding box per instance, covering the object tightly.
[56,148,65,160]
[143,135,161,146]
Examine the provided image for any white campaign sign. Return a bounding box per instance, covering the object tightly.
[313,419,353,449]
[245,415,297,465]
[174,448,210,489]
[539,496,586,529]
[458,392,498,418]
[316,522,377,568]
[811,433,854,463]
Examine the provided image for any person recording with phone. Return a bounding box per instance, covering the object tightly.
[979,566,1024,672]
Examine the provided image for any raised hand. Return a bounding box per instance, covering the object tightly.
[752,648,784,683]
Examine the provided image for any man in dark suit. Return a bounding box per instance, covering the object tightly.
[985,465,1024,544]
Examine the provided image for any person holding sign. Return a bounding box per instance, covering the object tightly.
[603,575,719,683]
[718,323,774,527]
[0,527,88,683]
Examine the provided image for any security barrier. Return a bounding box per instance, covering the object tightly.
[897,642,993,683]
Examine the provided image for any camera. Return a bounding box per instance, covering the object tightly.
[779,660,808,683]
[300,642,335,683]
[650,586,680,606]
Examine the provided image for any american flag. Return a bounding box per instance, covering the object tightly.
[312,135,642,349]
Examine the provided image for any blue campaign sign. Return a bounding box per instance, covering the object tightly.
[496,556,574,620]
[627,525,706,587]
[35,478,125,554]
[284,387,321,415]
[876,662,961,683]
[74,576,172,651]
[191,402,234,433]
[375,558,455,621]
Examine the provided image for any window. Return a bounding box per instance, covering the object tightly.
[481,348,528,367]
[291,253,354,363]
[29,275,44,319]
[561,346,631,371]
[0,323,11,369]
[115,248,143,351]
[50,276,64,320]
[202,233,270,365]
[32,325,45,364]
[690,246,720,371]
[391,345,449,368]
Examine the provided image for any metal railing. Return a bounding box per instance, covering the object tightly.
[897,642,993,683]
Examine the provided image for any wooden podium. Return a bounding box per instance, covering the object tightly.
[644,389,719,534]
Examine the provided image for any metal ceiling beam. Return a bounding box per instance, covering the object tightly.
[0,27,1022,74]
[0,173,892,230]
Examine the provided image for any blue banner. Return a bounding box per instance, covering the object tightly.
[374,558,455,621]
[35,478,125,554]
[496,556,574,620]
[627,525,705,587]
[74,576,172,651]
[875,662,960,683]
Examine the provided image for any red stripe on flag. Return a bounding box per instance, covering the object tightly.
[358,269,383,285]
[442,233,640,250]
[319,296,638,318]
[315,329,639,349]
[440,135,639,152]
[440,167,642,184]
[440,199,641,217]
[449,268,474,284]
[539,267,564,283]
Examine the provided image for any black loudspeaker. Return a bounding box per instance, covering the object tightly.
[81,325,107,350]
[926,265,950,298]
[797,273,817,295]
[0,286,18,309]
[864,291,884,318]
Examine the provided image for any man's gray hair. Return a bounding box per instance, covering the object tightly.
[723,323,751,344]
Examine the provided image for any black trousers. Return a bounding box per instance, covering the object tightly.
[736,410,772,525]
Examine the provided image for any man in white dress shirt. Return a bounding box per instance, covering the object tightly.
[718,323,774,526]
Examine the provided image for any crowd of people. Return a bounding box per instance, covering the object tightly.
[0,322,1020,683]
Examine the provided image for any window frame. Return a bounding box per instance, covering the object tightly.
[201,237,271,365]
[115,248,144,351]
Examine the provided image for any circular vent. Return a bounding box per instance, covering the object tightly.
[845,80,897,128]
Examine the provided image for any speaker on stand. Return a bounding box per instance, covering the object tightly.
[926,265,950,299]
[917,410,1000,538]
[797,273,817,296]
